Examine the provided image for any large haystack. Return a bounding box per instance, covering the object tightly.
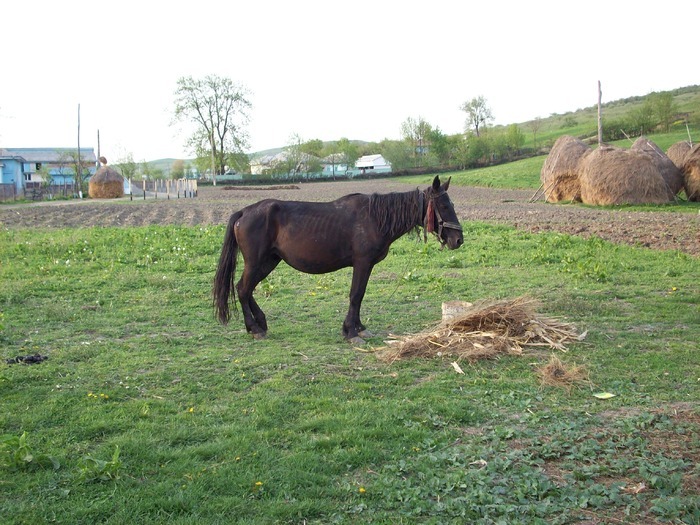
[666,141,692,170]
[681,143,700,201]
[631,137,684,196]
[540,135,590,202]
[579,145,674,205]
[89,166,124,199]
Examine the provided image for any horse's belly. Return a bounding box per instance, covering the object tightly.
[275,238,352,274]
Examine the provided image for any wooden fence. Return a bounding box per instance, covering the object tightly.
[0,179,198,202]
[0,182,81,202]
[128,179,198,199]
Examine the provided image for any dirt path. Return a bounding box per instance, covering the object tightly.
[1,180,698,256]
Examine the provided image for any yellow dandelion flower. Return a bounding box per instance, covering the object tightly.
[255,481,263,486]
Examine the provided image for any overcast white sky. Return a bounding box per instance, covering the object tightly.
[1,0,697,162]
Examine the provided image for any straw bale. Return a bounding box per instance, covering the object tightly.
[540,135,590,202]
[681,143,700,201]
[89,166,124,199]
[631,137,684,195]
[377,297,580,363]
[666,141,692,169]
[579,145,674,205]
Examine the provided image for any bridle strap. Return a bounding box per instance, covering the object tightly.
[418,189,462,245]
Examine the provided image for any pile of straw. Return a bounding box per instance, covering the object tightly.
[631,137,684,196]
[535,355,590,392]
[539,135,681,205]
[89,166,124,199]
[681,143,700,201]
[666,141,692,170]
[377,297,580,363]
[540,135,590,202]
[579,145,674,205]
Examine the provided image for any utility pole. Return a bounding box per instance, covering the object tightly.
[77,104,83,197]
[597,81,603,146]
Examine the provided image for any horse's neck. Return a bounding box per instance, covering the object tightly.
[368,189,423,240]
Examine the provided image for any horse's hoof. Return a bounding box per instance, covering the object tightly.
[252,332,267,340]
[358,329,374,338]
[348,336,366,345]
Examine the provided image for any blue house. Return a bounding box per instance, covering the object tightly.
[0,147,97,195]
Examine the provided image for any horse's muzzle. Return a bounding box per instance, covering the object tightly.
[446,234,464,250]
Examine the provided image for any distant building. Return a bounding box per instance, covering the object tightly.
[355,154,391,174]
[242,151,393,180]
[0,147,97,194]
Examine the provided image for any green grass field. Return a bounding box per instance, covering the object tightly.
[1,221,698,524]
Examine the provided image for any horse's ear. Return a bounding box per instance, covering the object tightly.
[432,176,441,192]
[443,176,451,191]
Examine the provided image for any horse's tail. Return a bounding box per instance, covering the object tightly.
[213,211,242,325]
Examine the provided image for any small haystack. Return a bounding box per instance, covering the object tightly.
[579,145,674,205]
[540,135,590,202]
[377,297,580,363]
[89,158,124,199]
[681,143,700,201]
[666,141,692,170]
[631,137,684,196]
[535,355,590,392]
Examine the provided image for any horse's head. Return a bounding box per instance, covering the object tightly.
[424,175,463,250]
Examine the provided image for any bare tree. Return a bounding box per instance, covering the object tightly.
[173,75,252,183]
[528,117,543,150]
[460,96,493,137]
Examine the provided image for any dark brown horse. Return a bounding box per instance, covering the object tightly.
[213,176,463,343]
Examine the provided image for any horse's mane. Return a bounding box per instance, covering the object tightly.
[368,189,422,238]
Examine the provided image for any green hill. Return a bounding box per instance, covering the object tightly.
[510,84,700,149]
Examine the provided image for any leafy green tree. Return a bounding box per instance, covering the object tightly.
[299,139,324,157]
[460,96,493,137]
[649,91,678,133]
[139,161,164,180]
[426,127,452,166]
[336,137,359,169]
[171,159,185,180]
[626,98,655,136]
[465,134,492,166]
[36,164,53,190]
[380,139,413,171]
[505,124,525,155]
[226,152,251,174]
[114,152,137,181]
[173,74,252,181]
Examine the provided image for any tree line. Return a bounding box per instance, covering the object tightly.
[110,75,692,181]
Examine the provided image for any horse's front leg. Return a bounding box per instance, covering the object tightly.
[343,263,374,344]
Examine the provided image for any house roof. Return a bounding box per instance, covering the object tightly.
[251,151,320,166]
[3,147,97,163]
[356,154,388,168]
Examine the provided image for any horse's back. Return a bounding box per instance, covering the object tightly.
[235,196,368,274]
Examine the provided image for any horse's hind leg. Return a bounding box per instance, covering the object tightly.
[237,254,280,339]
